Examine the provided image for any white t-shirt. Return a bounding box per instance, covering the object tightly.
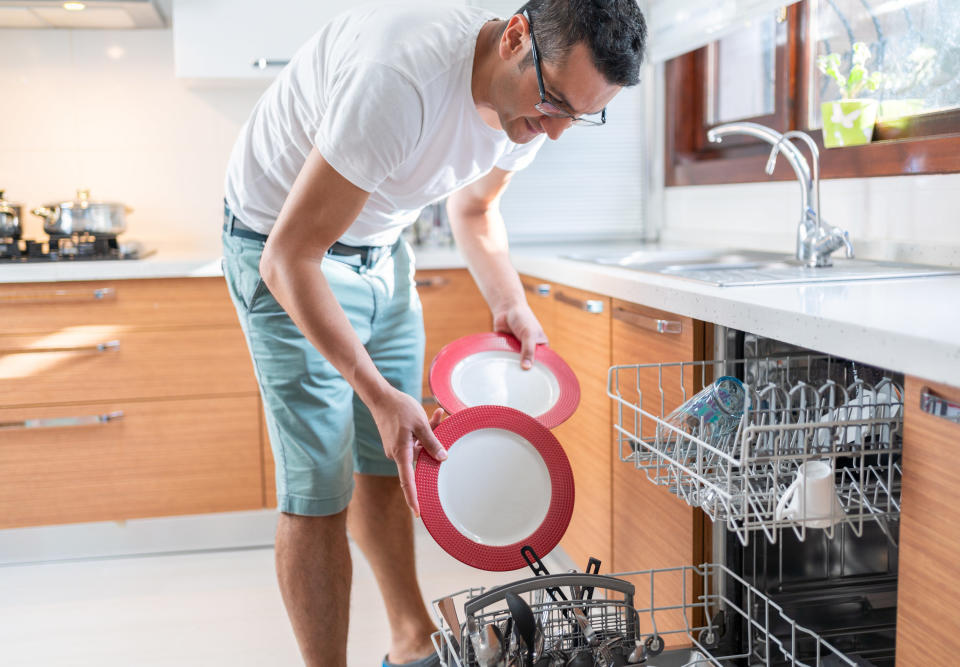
[224,3,545,247]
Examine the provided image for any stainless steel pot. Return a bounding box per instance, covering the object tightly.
[32,189,131,237]
[0,190,23,239]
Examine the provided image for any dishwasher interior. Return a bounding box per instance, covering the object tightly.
[429,328,903,666]
[712,330,900,666]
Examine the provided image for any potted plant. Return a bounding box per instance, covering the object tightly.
[817,42,882,148]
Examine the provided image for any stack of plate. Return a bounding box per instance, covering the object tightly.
[416,332,580,571]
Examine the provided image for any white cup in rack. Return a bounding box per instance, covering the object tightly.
[775,460,845,528]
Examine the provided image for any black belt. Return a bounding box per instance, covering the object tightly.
[223,202,395,269]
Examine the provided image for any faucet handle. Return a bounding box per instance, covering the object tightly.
[840,230,854,259]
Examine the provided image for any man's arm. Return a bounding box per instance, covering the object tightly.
[446,167,547,368]
[259,147,446,516]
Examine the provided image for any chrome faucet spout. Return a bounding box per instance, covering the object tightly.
[706,122,853,268]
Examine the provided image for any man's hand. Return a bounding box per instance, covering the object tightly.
[493,302,548,369]
[369,388,447,517]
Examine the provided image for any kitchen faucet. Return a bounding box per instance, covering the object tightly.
[706,122,854,267]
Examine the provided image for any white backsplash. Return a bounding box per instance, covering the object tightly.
[661,174,960,267]
[0,23,266,257]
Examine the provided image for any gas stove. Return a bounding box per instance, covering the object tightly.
[0,234,148,262]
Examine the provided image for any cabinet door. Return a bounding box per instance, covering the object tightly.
[416,269,491,405]
[610,300,710,643]
[519,275,555,340]
[550,285,612,567]
[0,397,263,529]
[174,0,464,81]
[896,378,960,665]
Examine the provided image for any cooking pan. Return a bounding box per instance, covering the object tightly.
[32,188,131,237]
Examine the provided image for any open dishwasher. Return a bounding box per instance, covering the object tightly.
[430,329,902,666]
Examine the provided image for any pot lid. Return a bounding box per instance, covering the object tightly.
[47,189,123,209]
[0,189,21,206]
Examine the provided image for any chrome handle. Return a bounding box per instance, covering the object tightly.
[0,410,123,432]
[0,286,116,305]
[920,389,960,424]
[415,276,450,289]
[0,340,120,356]
[554,291,604,314]
[523,282,551,297]
[251,58,290,70]
[612,307,682,334]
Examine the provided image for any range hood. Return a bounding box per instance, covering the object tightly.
[0,0,165,29]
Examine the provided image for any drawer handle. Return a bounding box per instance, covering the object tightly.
[251,58,290,70]
[522,282,551,297]
[920,389,960,424]
[0,410,124,432]
[1,340,120,356]
[612,307,682,334]
[0,287,116,305]
[554,291,604,314]
[415,276,450,289]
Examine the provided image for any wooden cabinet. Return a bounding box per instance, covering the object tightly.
[0,277,265,529]
[549,284,613,568]
[416,269,491,406]
[610,300,711,642]
[896,377,960,665]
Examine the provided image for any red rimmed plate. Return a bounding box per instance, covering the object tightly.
[416,405,575,571]
[429,332,580,428]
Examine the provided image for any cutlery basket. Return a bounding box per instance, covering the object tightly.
[608,355,903,545]
[431,564,860,666]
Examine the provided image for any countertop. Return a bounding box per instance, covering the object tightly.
[1,242,957,386]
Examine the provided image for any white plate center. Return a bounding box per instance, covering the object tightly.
[449,350,561,417]
[436,428,552,546]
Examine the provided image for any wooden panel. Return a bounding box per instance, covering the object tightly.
[0,396,263,529]
[0,277,239,334]
[519,275,555,341]
[417,269,491,402]
[610,300,709,643]
[896,377,960,665]
[550,284,612,568]
[0,325,257,406]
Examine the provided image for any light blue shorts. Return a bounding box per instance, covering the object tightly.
[221,228,425,516]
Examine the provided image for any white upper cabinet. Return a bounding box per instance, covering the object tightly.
[173,0,463,82]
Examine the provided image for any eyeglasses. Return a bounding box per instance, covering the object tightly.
[523,10,606,127]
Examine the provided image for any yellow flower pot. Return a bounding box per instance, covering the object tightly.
[820,99,878,148]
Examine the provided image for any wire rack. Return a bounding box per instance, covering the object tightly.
[608,355,903,546]
[431,565,861,666]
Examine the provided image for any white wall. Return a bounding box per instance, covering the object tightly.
[0,20,266,257]
[661,174,960,267]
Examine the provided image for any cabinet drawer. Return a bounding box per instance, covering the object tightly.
[0,396,263,529]
[0,277,239,333]
[0,325,257,406]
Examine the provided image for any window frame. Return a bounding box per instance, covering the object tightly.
[665,1,960,187]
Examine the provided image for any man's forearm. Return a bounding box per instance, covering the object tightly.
[448,205,525,315]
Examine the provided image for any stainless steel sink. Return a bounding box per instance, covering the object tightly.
[565,248,960,286]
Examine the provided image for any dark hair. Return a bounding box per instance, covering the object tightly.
[514,0,647,87]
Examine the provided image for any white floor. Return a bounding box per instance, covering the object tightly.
[0,521,567,667]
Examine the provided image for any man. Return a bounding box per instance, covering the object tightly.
[221,1,646,665]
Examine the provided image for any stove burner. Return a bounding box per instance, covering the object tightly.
[0,234,144,263]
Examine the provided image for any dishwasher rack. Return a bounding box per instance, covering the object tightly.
[608,355,903,545]
[430,565,861,666]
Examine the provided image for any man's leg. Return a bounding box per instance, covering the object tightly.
[275,510,352,667]
[347,473,437,663]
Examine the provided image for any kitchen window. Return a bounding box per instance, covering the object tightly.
[665,0,960,185]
